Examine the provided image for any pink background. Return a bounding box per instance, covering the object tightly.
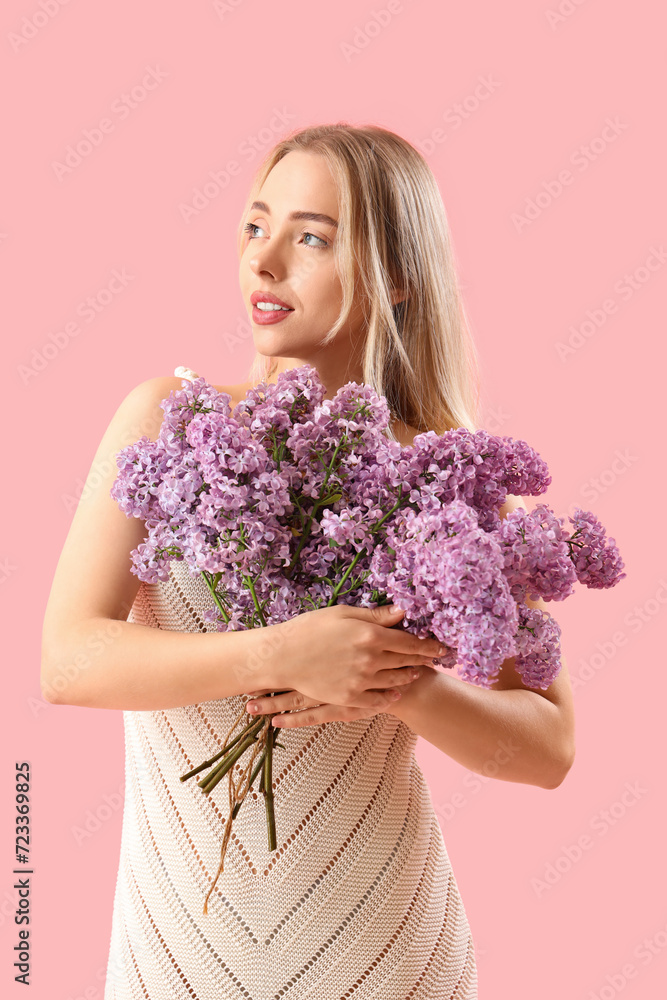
[2,1,664,997]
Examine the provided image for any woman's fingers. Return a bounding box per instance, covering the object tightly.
[245,689,316,716]
[369,657,438,689]
[372,664,436,690]
[245,682,413,720]
[272,703,362,728]
[269,690,409,728]
[379,628,446,662]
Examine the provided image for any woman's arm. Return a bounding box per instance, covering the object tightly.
[388,645,575,790]
[41,615,290,710]
[41,376,285,709]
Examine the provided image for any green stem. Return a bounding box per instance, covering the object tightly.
[198,718,266,794]
[202,571,231,624]
[179,722,258,782]
[263,726,276,851]
[326,487,404,606]
[286,436,348,575]
[327,548,364,604]
[244,575,267,628]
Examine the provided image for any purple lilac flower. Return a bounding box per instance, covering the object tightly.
[320,505,380,554]
[369,501,519,687]
[513,603,562,690]
[369,428,551,532]
[287,383,391,501]
[567,508,626,588]
[129,521,184,584]
[497,503,578,602]
[232,364,327,445]
[110,436,171,521]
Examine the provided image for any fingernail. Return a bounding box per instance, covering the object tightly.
[389,604,404,613]
[437,645,446,655]
[410,669,420,679]
[391,690,402,699]
[246,703,257,713]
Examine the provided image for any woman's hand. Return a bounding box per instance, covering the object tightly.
[243,665,436,728]
[268,603,446,712]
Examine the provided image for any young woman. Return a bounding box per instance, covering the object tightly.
[42,123,575,999]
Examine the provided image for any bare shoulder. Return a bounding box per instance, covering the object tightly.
[107,375,194,446]
[42,375,191,648]
[209,380,255,409]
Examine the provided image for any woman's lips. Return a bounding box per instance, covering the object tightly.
[252,304,294,325]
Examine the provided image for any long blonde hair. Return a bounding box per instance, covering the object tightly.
[237,122,480,437]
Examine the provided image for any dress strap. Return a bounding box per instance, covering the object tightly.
[174,365,200,383]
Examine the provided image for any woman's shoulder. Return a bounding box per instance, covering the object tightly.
[209,379,255,409]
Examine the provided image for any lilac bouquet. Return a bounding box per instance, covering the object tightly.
[111,364,625,904]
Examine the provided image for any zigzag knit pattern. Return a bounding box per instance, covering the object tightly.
[103,368,478,999]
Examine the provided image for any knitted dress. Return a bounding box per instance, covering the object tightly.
[103,366,478,1000]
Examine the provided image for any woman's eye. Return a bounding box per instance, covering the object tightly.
[243,221,328,249]
[243,222,265,239]
[302,232,328,249]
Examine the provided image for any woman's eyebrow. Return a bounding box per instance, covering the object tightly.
[250,200,338,228]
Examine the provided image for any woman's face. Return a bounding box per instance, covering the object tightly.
[238,150,367,388]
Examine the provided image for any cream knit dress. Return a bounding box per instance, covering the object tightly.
[103,367,478,999]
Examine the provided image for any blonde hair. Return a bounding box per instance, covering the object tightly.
[237,122,480,437]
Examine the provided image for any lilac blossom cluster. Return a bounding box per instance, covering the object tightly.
[111,365,626,691]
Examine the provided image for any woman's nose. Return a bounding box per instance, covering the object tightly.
[249,239,285,278]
